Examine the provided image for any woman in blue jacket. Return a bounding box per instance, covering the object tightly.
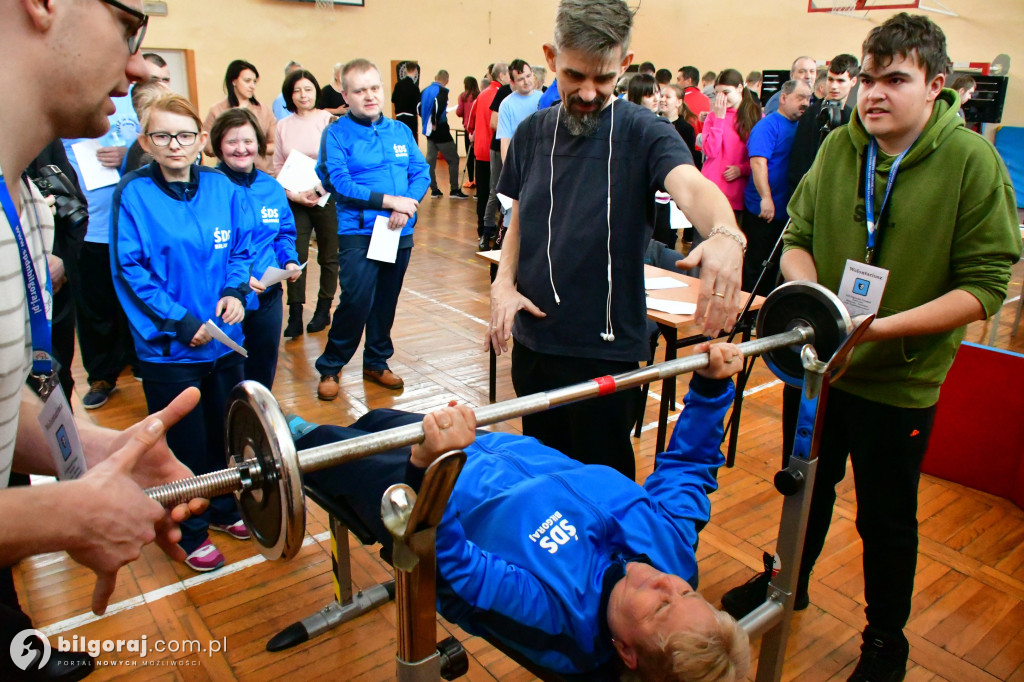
[210,108,301,389]
[111,95,254,572]
[297,342,751,680]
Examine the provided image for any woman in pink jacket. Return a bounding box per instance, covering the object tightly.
[700,68,762,217]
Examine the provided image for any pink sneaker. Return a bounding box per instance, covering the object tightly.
[184,539,225,572]
[210,520,251,540]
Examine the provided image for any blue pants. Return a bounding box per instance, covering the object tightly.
[142,356,244,553]
[315,246,412,376]
[243,284,282,389]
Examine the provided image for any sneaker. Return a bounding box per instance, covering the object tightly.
[478,234,492,251]
[317,374,340,401]
[210,520,251,540]
[184,539,225,572]
[286,414,319,440]
[721,552,809,618]
[430,188,443,198]
[463,180,476,189]
[363,368,404,390]
[450,190,470,200]
[848,628,909,682]
[82,380,115,410]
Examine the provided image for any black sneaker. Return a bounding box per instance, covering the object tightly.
[430,188,443,198]
[721,552,774,619]
[848,628,909,682]
[449,190,469,200]
[83,380,115,410]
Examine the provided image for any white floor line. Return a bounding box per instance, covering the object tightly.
[404,288,488,327]
[41,531,333,636]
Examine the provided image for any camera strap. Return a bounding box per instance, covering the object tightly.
[0,175,55,386]
[863,137,910,265]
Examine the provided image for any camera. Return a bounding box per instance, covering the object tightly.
[817,99,844,134]
[31,165,88,230]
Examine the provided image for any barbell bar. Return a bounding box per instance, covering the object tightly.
[145,281,853,561]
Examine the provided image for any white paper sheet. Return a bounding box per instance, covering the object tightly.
[316,191,330,207]
[367,215,401,263]
[70,139,120,191]
[204,320,248,357]
[258,262,307,288]
[668,200,692,230]
[496,193,513,211]
[645,298,697,316]
[275,149,321,193]
[644,277,688,291]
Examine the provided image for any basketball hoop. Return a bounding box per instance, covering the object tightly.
[314,0,335,15]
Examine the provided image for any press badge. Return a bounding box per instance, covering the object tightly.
[37,380,87,480]
[837,259,889,317]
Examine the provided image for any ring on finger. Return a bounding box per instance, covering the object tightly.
[712,291,726,298]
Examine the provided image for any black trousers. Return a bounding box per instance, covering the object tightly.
[784,385,937,639]
[740,210,787,297]
[474,158,491,237]
[73,241,136,385]
[510,344,640,480]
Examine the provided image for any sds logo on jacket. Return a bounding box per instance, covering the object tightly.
[393,144,408,158]
[261,206,280,223]
[528,511,579,554]
[213,228,231,249]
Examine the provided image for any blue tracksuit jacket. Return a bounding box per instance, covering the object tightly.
[436,375,732,674]
[217,163,299,308]
[110,164,253,364]
[316,113,430,238]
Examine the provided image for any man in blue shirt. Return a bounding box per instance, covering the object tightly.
[421,70,468,199]
[740,79,812,295]
[497,59,543,162]
[315,59,430,399]
[273,60,303,121]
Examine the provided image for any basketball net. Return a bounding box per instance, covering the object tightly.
[828,3,869,19]
[315,0,335,15]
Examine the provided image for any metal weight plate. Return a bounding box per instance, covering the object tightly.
[225,381,305,560]
[756,282,852,387]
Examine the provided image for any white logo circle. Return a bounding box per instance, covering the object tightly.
[9,628,50,671]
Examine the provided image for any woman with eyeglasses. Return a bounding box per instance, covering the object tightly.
[203,60,276,172]
[212,107,301,389]
[111,94,254,573]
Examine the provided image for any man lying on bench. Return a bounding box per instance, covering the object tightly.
[297,342,751,681]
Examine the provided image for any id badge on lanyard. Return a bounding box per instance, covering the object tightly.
[0,176,86,480]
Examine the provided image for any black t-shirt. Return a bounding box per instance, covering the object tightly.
[391,77,420,116]
[787,97,852,192]
[318,84,347,111]
[497,101,692,361]
[489,84,512,152]
[672,117,701,170]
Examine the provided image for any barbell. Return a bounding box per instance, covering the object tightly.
[145,281,853,561]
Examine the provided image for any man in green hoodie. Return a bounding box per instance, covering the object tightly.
[721,13,1021,681]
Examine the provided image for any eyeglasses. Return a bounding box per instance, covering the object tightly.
[147,131,199,147]
[98,0,149,55]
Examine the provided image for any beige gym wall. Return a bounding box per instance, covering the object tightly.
[143,0,1020,135]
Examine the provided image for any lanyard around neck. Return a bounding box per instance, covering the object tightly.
[0,175,53,378]
[863,137,911,265]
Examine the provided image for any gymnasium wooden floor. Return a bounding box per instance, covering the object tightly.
[14,162,1024,681]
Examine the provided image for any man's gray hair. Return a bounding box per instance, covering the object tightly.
[553,0,634,56]
[491,62,508,79]
[790,55,814,75]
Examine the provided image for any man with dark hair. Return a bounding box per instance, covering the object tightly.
[655,68,673,88]
[764,55,816,115]
[638,60,656,75]
[677,65,709,147]
[488,0,746,479]
[0,2,206,677]
[787,53,860,193]
[497,59,540,162]
[722,14,1021,680]
[142,52,170,85]
[421,70,468,200]
[740,79,812,295]
[391,61,420,139]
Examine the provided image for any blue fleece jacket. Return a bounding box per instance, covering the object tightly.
[217,163,299,307]
[316,113,430,239]
[436,375,733,674]
[111,164,253,365]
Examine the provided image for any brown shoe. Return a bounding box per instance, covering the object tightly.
[363,368,404,390]
[317,374,340,400]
